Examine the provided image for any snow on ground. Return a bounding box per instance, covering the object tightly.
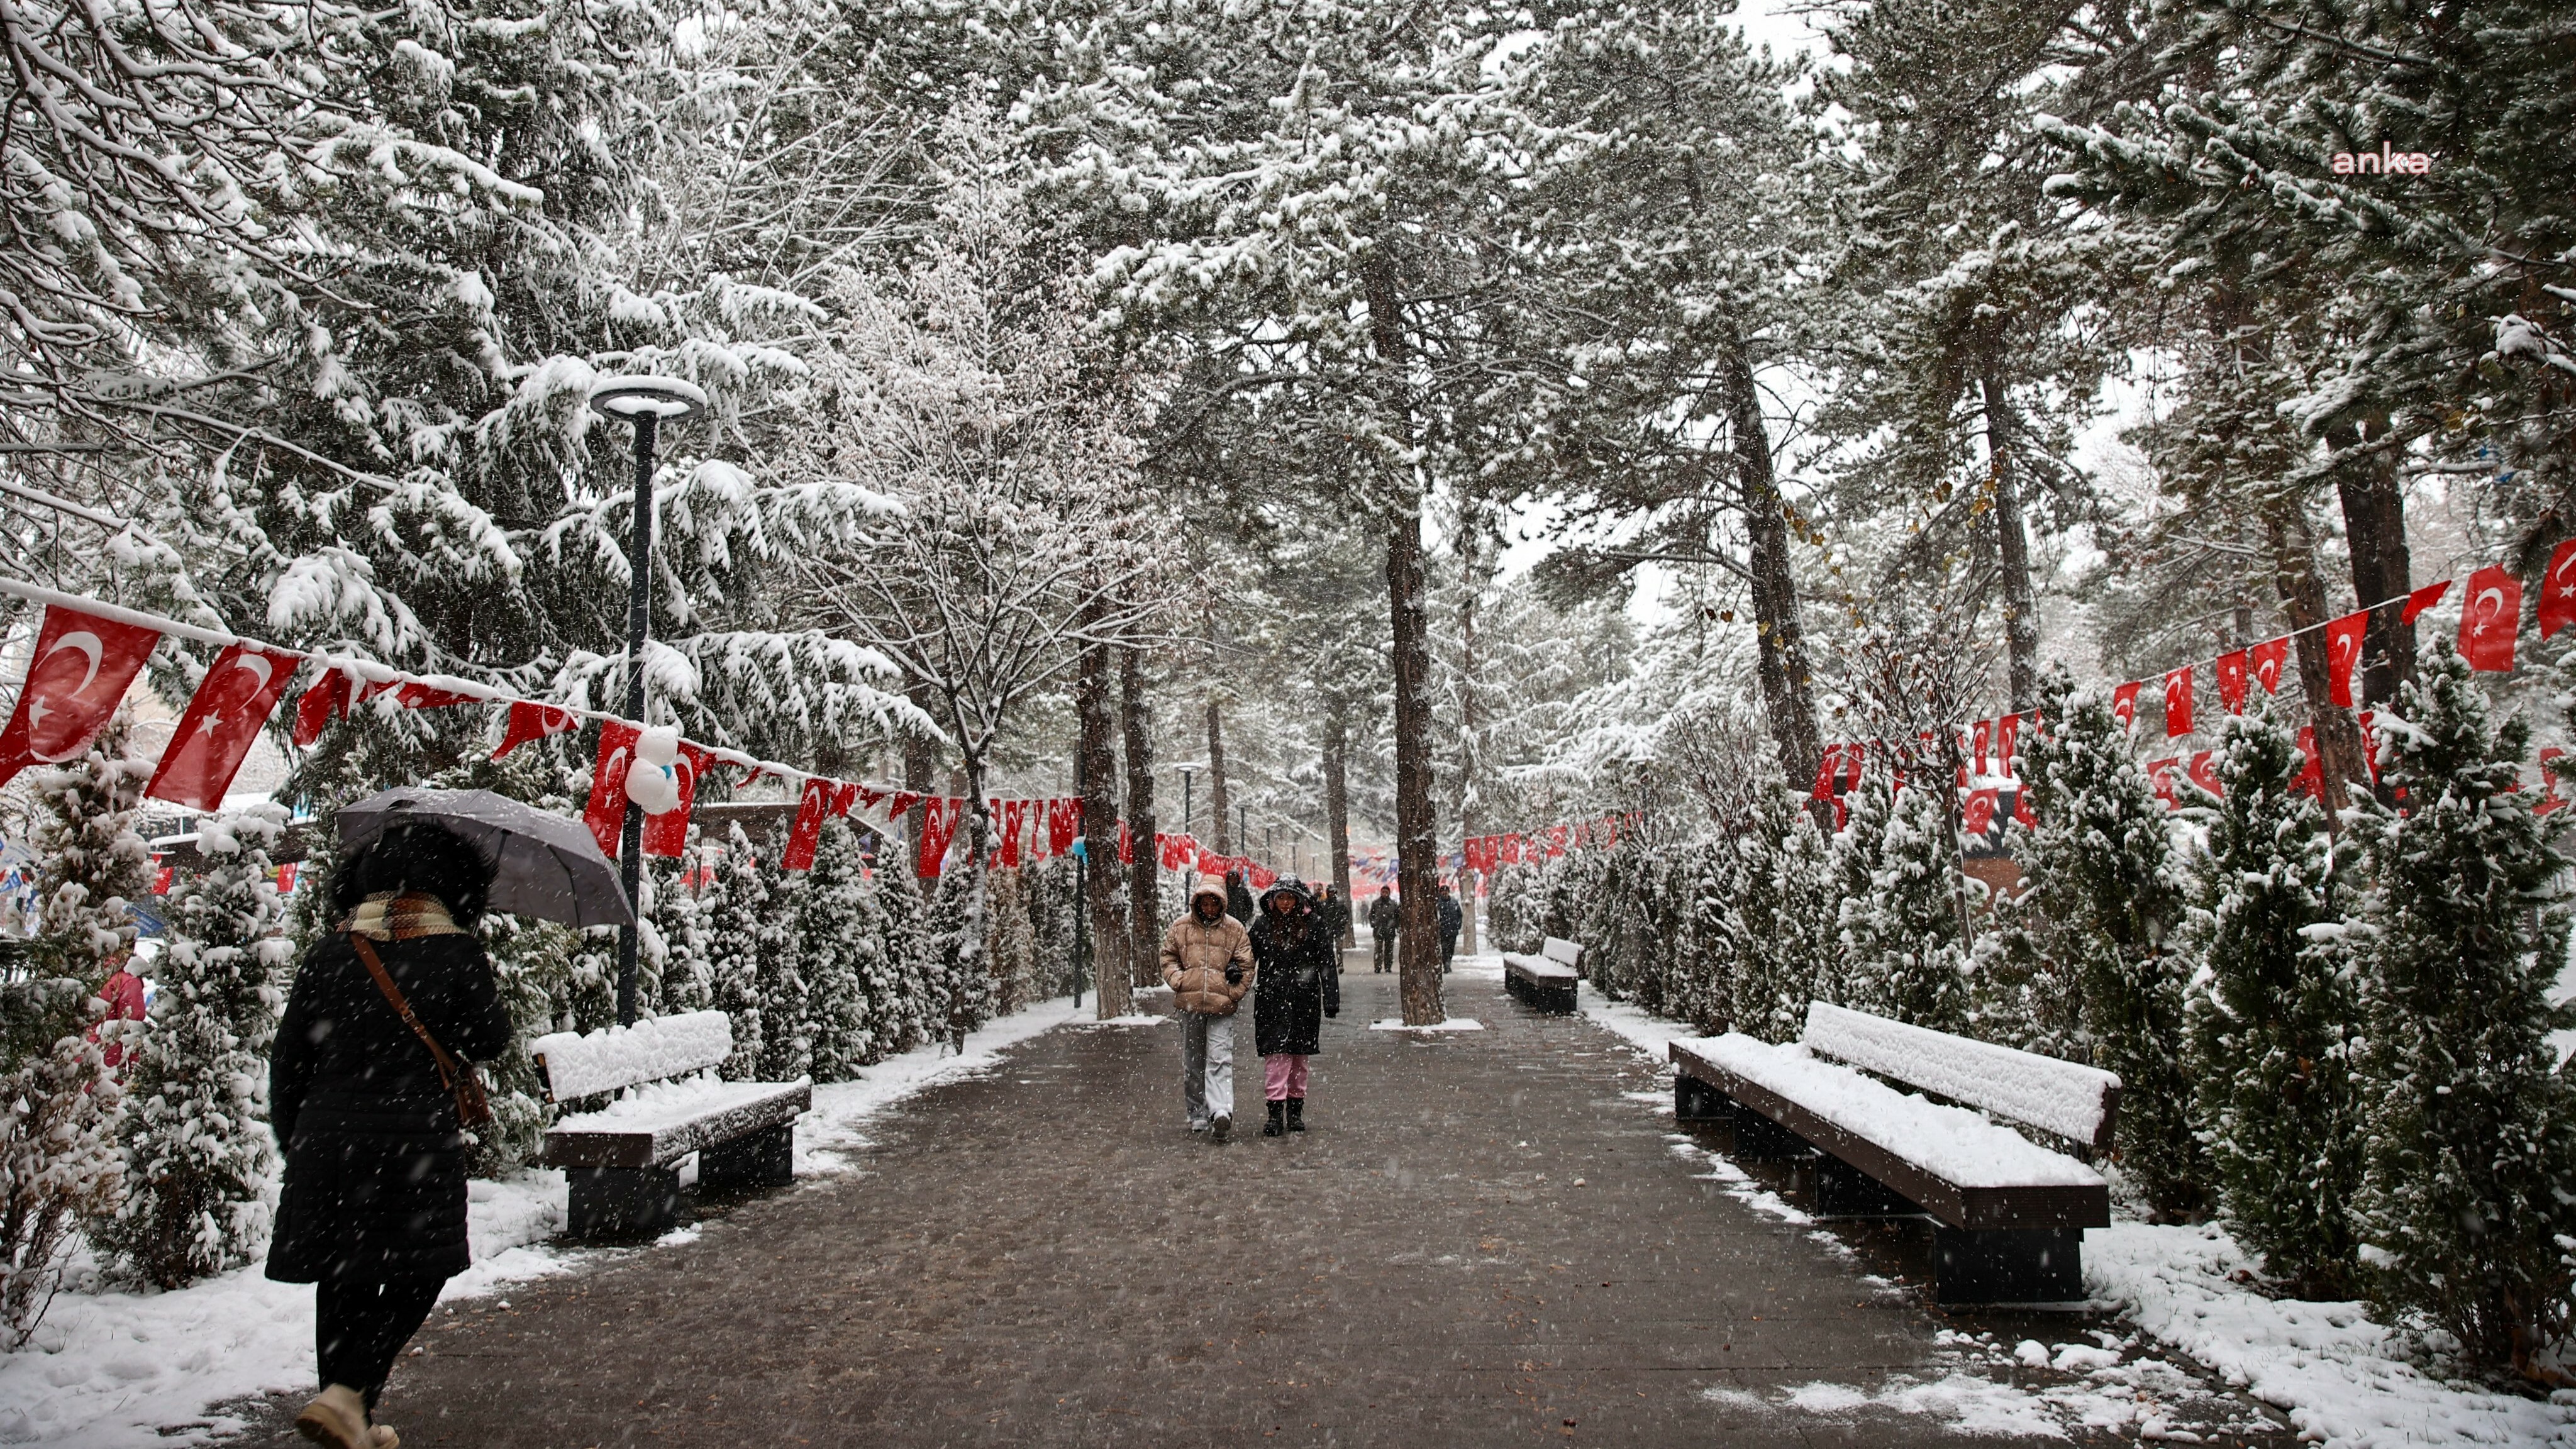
[1367,1017,1485,1031]
[0,994,1084,1448]
[1579,985,2576,1448]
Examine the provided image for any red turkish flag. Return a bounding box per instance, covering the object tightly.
[915,797,963,879]
[1811,743,1845,799]
[292,669,355,747]
[2187,750,2221,800]
[782,777,836,870]
[2541,541,2576,640]
[1994,714,2021,780]
[2540,747,2568,818]
[2250,638,2289,694]
[2163,666,2194,738]
[1246,862,1276,891]
[491,700,578,760]
[2326,611,2370,707]
[989,798,1028,870]
[2402,580,2450,625]
[1195,848,1222,875]
[1838,741,1867,791]
[1047,797,1081,857]
[145,644,297,810]
[2214,651,2248,715]
[1545,824,1569,858]
[2358,710,2381,782]
[1118,820,1134,867]
[2011,787,2036,827]
[886,790,921,823]
[2111,680,2143,731]
[0,605,161,789]
[1961,787,1999,837]
[2458,564,2521,672]
[2145,757,2180,810]
[581,720,641,858]
[640,741,717,858]
[2293,727,2323,801]
[1971,719,1993,775]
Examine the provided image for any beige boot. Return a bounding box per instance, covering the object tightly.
[368,1425,400,1448]
[293,1385,370,1449]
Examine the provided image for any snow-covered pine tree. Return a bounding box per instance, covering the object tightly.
[752,832,809,1081]
[96,806,291,1287]
[1826,765,1896,1014]
[2180,701,2358,1297]
[467,910,578,1178]
[799,818,875,1081]
[2348,644,2576,1374]
[867,859,936,1059]
[648,850,714,1016]
[2009,668,2203,1218]
[1,721,146,1342]
[1746,801,1839,1043]
[705,824,773,1081]
[1842,764,1973,1032]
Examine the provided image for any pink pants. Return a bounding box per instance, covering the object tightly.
[1263,1053,1309,1101]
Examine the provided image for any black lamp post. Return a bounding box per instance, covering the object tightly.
[587,374,708,1026]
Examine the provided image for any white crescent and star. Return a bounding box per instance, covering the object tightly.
[41,631,104,697]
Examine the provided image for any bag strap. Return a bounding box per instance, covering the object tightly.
[348,933,464,1094]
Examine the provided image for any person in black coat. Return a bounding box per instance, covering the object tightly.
[269,821,514,1449]
[1224,868,1256,925]
[1248,878,1340,1136]
[1437,881,1463,974]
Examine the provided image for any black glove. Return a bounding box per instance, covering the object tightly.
[1224,964,1244,985]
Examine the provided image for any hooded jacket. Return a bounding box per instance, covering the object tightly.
[1250,879,1340,1058]
[1162,874,1254,1015]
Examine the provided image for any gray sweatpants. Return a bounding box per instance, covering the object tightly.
[1180,1011,1236,1126]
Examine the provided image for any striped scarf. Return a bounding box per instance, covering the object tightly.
[343,891,466,940]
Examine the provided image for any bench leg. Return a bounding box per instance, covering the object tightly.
[565,1167,682,1240]
[699,1121,795,1191]
[1675,1074,1735,1122]
[1730,1112,1810,1162]
[1538,982,1577,1014]
[1933,1226,2085,1305]
[1814,1155,1919,1216]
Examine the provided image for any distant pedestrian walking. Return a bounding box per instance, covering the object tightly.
[1162,873,1253,1141]
[1248,879,1340,1136]
[269,821,514,1449]
[1316,882,1352,952]
[1224,868,1255,925]
[1367,886,1401,974]
[1437,882,1463,974]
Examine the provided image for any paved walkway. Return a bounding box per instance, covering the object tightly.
[237,956,2289,1446]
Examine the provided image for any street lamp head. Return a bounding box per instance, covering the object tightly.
[588,374,709,423]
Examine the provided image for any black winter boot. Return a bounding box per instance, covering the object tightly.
[1286,1098,1306,1133]
[1262,1101,1285,1138]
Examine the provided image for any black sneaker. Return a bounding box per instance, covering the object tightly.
[1211,1114,1232,1143]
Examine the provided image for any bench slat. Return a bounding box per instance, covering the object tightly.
[1670,1037,2107,1233]
[1541,936,1584,967]
[531,1011,734,1101]
[1501,952,1578,980]
[541,1079,811,1169]
[1801,1002,2121,1154]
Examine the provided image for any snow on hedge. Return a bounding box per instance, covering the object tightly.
[1802,1001,2120,1146]
[530,1011,733,1100]
[1682,1033,2105,1189]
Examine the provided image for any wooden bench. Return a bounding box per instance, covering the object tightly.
[531,1011,811,1240]
[1670,1001,2119,1305]
[1501,936,1583,1014]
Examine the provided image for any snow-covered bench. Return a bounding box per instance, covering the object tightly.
[1670,1002,2119,1304]
[1502,936,1583,1014]
[531,1011,811,1240]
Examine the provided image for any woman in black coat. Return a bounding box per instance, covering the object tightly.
[1247,879,1340,1137]
[269,821,513,1449]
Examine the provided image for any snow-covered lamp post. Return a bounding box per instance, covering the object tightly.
[587,374,708,1026]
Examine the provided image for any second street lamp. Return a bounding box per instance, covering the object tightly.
[586,374,709,1026]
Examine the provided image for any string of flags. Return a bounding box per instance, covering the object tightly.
[1457,813,1637,875]
[0,580,1307,884]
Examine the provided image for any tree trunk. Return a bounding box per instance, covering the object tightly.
[1323,695,1355,948]
[1718,325,1823,786]
[1364,247,1445,1027]
[1206,698,1231,857]
[1457,523,1481,958]
[1979,364,2043,711]
[2262,496,2368,817]
[1077,625,1128,1018]
[902,681,936,868]
[2329,419,2415,709]
[1121,645,1160,986]
[952,752,992,1055]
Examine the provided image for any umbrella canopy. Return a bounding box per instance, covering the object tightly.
[335,787,635,930]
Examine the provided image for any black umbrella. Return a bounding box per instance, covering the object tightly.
[335,787,635,930]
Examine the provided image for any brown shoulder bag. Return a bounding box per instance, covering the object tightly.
[347,933,494,1130]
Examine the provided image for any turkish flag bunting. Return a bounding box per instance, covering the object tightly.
[2458,564,2521,672]
[641,741,717,858]
[782,776,837,870]
[491,700,578,760]
[1118,821,1133,867]
[2403,580,2451,624]
[2188,749,2221,799]
[914,797,964,879]
[1811,743,1845,799]
[2325,611,2370,707]
[1570,821,1592,850]
[1545,824,1568,858]
[1047,797,1082,857]
[2358,710,2380,782]
[0,605,161,790]
[1972,719,1992,775]
[989,798,1028,869]
[1196,848,1223,875]
[2011,787,2036,828]
[582,720,641,858]
[1962,787,1999,836]
[2542,541,2576,640]
[885,790,921,823]
[2540,747,2568,818]
[1994,714,2021,780]
[1246,862,1276,891]
[1838,741,1867,791]
[146,644,297,810]
[2111,680,2142,730]
[2214,651,2248,714]
[2293,727,2324,802]
[292,670,356,747]
[2250,638,2289,694]
[2145,757,2180,810]
[2164,666,2194,738]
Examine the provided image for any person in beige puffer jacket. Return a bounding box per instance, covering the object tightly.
[1162,874,1253,1139]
